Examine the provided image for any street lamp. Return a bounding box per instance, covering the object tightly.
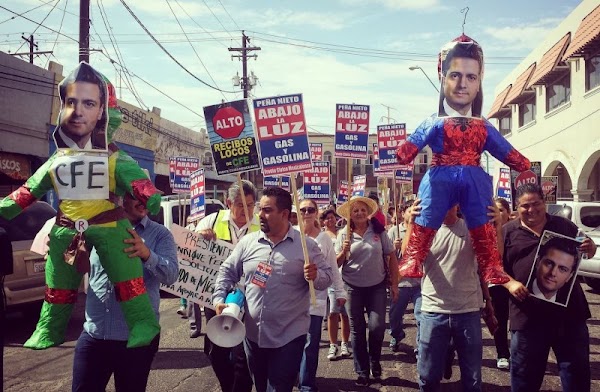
[409,66,439,93]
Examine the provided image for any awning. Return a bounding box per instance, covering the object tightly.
[504,63,536,105]
[487,84,512,119]
[562,4,600,60]
[528,33,571,88]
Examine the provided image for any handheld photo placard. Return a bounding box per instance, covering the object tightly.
[525,230,582,307]
[53,62,110,151]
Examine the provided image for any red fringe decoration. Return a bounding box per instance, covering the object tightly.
[115,277,147,302]
[398,223,437,278]
[469,223,510,284]
[45,287,78,304]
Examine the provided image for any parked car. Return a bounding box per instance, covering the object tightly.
[547,200,600,291]
[0,201,56,307]
[149,194,226,231]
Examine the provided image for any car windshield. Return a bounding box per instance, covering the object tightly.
[547,205,572,221]
[581,206,600,230]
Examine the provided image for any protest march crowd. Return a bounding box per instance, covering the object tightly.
[0,29,597,392]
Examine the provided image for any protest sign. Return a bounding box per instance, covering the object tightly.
[263,175,291,191]
[525,230,582,307]
[160,225,234,309]
[334,104,370,160]
[204,99,260,175]
[395,165,414,184]
[169,156,176,187]
[172,156,200,193]
[310,143,323,161]
[510,161,541,209]
[338,180,349,205]
[303,161,330,204]
[373,143,393,177]
[541,176,558,204]
[377,123,406,170]
[189,169,205,222]
[254,94,312,176]
[496,167,512,204]
[352,175,366,196]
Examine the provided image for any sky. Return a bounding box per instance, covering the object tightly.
[0,0,582,136]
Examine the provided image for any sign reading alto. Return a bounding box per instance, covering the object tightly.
[204,99,260,175]
[377,123,406,170]
[303,161,330,204]
[334,103,369,160]
[254,94,312,176]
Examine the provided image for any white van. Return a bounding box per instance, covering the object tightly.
[547,200,600,290]
[149,194,226,231]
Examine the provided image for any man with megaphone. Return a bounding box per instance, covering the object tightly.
[214,187,333,392]
[193,180,259,392]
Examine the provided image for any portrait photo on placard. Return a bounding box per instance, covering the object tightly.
[437,39,484,119]
[525,230,582,307]
[53,62,109,151]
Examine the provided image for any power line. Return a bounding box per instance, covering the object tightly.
[0,0,57,25]
[164,0,226,101]
[0,5,78,43]
[117,0,238,94]
[99,51,205,119]
[44,0,68,68]
[172,0,229,49]
[200,0,234,40]
[216,0,240,31]
[13,0,60,54]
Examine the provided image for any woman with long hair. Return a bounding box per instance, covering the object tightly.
[336,196,399,386]
[298,199,346,392]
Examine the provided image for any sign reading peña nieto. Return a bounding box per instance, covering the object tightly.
[253,94,312,176]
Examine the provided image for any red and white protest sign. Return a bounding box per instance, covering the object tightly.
[334,103,370,160]
[352,175,367,196]
[514,170,537,189]
[376,123,406,170]
[338,180,349,205]
[310,143,323,162]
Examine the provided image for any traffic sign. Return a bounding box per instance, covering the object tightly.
[212,106,245,139]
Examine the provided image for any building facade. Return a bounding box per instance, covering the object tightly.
[488,0,600,201]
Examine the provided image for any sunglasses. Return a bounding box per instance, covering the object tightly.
[299,207,317,214]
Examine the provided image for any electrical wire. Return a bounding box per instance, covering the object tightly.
[96,0,148,109]
[200,0,234,40]
[44,0,68,68]
[217,0,241,31]
[117,0,238,94]
[0,5,77,44]
[164,0,226,101]
[0,0,57,25]
[13,0,60,54]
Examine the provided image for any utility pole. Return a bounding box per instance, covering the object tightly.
[79,0,90,63]
[229,31,261,98]
[21,35,38,64]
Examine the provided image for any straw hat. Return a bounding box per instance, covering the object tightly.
[337,196,378,221]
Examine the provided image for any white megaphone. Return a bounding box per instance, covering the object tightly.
[206,288,246,348]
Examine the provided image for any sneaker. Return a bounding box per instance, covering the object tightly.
[189,329,202,338]
[371,362,382,381]
[176,306,187,318]
[355,376,369,387]
[340,342,351,357]
[327,344,338,361]
[389,337,400,352]
[497,358,509,370]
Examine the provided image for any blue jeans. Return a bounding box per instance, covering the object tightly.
[389,285,422,344]
[417,311,482,392]
[244,334,306,392]
[299,315,324,391]
[345,281,387,378]
[510,320,590,392]
[72,331,159,392]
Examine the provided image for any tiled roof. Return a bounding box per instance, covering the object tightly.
[528,33,571,87]
[504,63,536,105]
[487,84,512,119]
[562,4,600,60]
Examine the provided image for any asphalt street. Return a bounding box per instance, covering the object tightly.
[3,284,600,391]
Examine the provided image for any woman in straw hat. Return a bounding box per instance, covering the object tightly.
[335,196,399,386]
